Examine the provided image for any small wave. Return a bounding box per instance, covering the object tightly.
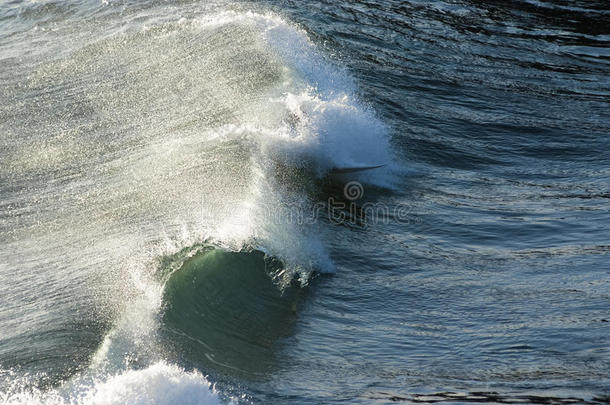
[366,390,607,404]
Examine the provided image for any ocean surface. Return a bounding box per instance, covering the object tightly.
[1,0,609,403]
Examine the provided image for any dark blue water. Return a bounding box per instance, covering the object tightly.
[0,0,608,404]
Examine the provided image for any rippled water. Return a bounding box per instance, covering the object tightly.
[1,0,609,404]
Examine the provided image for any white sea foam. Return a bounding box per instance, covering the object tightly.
[0,362,225,405]
[195,10,394,177]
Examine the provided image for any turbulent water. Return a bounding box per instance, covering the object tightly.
[0,0,609,404]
